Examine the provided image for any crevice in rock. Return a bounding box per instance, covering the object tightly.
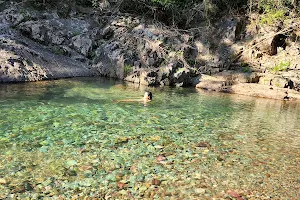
[270,34,288,56]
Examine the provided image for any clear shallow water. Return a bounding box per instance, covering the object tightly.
[0,77,299,199]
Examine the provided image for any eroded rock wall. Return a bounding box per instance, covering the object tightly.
[0,4,94,82]
[0,1,238,86]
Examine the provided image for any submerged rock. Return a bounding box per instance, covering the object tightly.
[196,142,211,148]
[0,178,8,185]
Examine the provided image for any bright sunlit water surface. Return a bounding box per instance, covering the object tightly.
[0,77,299,199]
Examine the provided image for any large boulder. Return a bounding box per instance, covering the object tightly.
[196,71,261,91]
[0,51,47,82]
[158,60,191,86]
[173,68,191,87]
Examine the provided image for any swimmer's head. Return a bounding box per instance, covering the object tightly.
[144,91,152,100]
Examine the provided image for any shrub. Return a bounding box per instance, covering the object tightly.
[241,62,251,72]
[272,61,290,73]
[260,9,286,24]
[250,0,298,24]
[124,64,133,76]
[92,0,248,28]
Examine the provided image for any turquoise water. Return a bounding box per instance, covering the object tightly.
[0,77,299,199]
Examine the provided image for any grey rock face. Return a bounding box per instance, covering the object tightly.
[19,20,66,45]
[92,41,124,78]
[71,34,93,56]
[0,53,48,82]
[17,14,91,46]
[0,12,94,83]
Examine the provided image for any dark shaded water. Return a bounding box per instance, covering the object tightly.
[0,77,299,199]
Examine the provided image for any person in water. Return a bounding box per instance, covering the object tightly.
[117,91,152,104]
[143,91,152,102]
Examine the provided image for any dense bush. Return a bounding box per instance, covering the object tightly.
[24,0,298,28]
[249,0,299,24]
[117,0,233,28]
[252,0,298,11]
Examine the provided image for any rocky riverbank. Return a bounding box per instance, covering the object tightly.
[0,0,300,100]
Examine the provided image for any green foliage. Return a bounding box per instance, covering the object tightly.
[176,50,183,57]
[91,0,100,8]
[259,9,286,24]
[272,61,290,73]
[124,64,133,76]
[252,0,298,24]
[19,9,33,22]
[187,59,196,66]
[176,67,185,73]
[256,0,295,11]
[87,51,96,59]
[51,46,66,56]
[241,62,251,73]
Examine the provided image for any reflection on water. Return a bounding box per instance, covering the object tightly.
[0,77,299,199]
